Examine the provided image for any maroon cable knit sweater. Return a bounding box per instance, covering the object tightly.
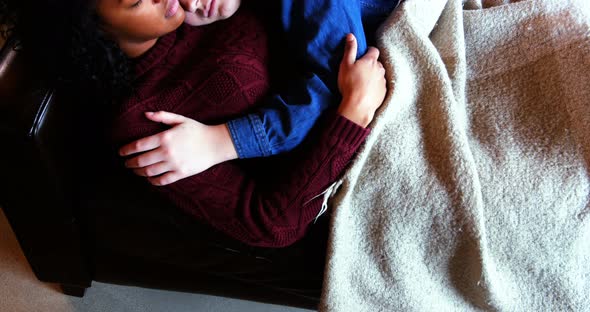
[111,9,370,247]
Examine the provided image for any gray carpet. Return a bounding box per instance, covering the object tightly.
[0,208,313,312]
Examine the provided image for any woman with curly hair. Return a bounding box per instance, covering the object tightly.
[122,0,399,185]
[0,0,387,246]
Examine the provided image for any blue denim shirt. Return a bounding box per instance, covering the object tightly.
[226,0,400,158]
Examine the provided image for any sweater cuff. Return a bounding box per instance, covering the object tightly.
[324,112,371,149]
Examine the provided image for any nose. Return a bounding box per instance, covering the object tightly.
[179,0,201,13]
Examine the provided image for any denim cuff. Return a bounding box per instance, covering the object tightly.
[227,114,273,159]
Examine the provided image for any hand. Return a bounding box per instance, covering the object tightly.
[337,33,387,128]
[118,111,238,186]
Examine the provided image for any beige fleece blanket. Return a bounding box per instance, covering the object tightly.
[319,0,590,311]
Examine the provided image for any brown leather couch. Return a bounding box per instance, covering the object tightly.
[0,37,328,310]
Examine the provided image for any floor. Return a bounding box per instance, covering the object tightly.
[0,208,313,312]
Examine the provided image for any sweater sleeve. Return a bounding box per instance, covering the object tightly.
[226,0,369,158]
[158,111,370,247]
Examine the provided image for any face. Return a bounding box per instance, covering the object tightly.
[96,0,186,44]
[179,0,241,26]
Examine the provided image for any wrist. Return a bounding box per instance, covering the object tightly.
[213,124,238,162]
[337,99,373,128]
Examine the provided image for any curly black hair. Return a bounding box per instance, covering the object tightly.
[1,0,132,103]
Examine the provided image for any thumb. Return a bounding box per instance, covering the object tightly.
[145,111,188,125]
[341,33,358,66]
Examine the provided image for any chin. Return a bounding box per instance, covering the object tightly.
[219,0,241,18]
[170,11,186,29]
[177,11,187,23]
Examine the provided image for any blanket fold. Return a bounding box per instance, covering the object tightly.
[320,0,590,311]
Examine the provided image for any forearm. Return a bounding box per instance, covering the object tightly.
[161,111,369,247]
[227,75,334,158]
[226,1,370,159]
[225,112,369,247]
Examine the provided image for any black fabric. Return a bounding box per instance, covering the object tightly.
[0,39,327,310]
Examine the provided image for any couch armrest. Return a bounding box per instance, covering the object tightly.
[0,39,91,288]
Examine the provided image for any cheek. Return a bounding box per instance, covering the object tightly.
[182,0,239,27]
[126,11,185,39]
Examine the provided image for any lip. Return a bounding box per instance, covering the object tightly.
[206,0,216,17]
[165,0,180,18]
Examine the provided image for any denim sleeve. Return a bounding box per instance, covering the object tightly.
[227,0,369,159]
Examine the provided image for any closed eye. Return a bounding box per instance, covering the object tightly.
[131,0,142,8]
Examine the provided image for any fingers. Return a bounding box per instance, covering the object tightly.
[119,134,161,156]
[124,149,165,168]
[341,33,358,66]
[340,34,382,68]
[362,46,380,62]
[144,111,188,126]
[132,161,171,177]
[366,48,385,77]
[119,111,185,156]
[378,61,386,75]
[148,172,183,186]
